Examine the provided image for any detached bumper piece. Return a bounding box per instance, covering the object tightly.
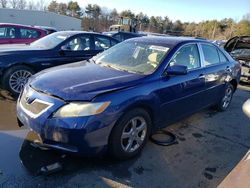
[218,150,250,188]
[240,62,250,83]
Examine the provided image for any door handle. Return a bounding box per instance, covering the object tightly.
[226,66,232,73]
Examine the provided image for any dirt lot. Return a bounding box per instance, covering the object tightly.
[0,84,249,188]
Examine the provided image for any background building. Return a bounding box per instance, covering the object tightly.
[0,8,81,31]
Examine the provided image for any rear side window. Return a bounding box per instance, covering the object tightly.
[113,34,122,42]
[201,44,220,66]
[20,28,40,39]
[95,36,111,50]
[124,33,136,40]
[0,27,16,38]
[218,50,228,62]
[111,39,118,46]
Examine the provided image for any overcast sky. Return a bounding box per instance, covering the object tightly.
[44,0,249,22]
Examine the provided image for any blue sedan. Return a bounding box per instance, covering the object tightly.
[16,37,241,159]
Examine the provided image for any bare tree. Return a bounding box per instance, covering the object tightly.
[243,13,250,20]
[28,0,35,10]
[0,0,8,8]
[37,0,46,10]
[48,0,58,13]
[18,0,27,9]
[10,0,18,8]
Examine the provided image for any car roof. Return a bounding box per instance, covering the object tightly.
[103,31,145,36]
[55,30,113,36]
[52,31,119,42]
[129,36,211,48]
[34,26,57,31]
[0,23,46,31]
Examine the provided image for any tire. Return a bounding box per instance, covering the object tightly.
[215,83,234,111]
[2,65,34,96]
[109,108,152,160]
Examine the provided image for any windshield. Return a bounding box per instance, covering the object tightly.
[93,41,170,75]
[30,32,70,49]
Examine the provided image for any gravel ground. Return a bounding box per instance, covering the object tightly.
[0,84,249,188]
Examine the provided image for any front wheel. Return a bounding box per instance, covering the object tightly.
[215,83,234,111]
[2,65,34,96]
[109,108,151,160]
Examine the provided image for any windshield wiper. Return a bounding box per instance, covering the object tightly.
[104,64,143,74]
[86,58,96,64]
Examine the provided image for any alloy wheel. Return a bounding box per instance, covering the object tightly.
[222,86,233,109]
[121,116,147,153]
[9,70,32,93]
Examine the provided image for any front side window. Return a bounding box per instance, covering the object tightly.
[20,28,40,39]
[170,44,200,70]
[201,44,220,66]
[64,36,91,51]
[93,41,170,75]
[0,27,16,38]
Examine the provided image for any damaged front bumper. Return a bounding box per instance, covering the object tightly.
[239,61,250,82]
[16,85,116,156]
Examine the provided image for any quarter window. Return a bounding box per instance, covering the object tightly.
[218,50,228,62]
[201,44,220,66]
[170,44,200,70]
[111,39,118,46]
[113,34,122,42]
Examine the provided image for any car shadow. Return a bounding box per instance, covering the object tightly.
[19,131,139,178]
[0,87,249,187]
[0,89,16,102]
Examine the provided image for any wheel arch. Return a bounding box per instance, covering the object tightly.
[229,79,237,92]
[108,102,156,144]
[2,62,36,74]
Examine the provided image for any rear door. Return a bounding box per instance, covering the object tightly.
[199,43,231,105]
[158,43,206,126]
[37,34,96,69]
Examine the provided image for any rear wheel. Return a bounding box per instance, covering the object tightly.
[109,108,151,160]
[2,65,34,96]
[215,83,234,111]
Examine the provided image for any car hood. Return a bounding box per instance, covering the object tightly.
[0,44,43,53]
[30,61,145,101]
[224,36,250,52]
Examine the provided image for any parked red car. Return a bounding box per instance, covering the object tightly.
[0,23,47,44]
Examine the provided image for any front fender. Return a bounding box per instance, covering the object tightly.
[92,79,162,129]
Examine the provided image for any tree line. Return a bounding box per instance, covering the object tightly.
[1,0,250,39]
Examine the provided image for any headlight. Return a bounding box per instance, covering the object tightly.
[53,102,110,118]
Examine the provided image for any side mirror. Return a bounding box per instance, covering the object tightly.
[165,64,188,76]
[243,99,250,118]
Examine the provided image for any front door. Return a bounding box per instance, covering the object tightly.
[157,43,206,127]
